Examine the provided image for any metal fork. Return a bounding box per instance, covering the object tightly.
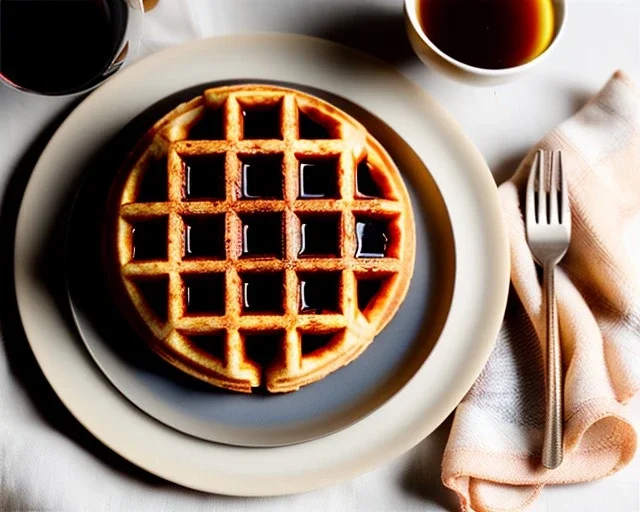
[525,149,571,469]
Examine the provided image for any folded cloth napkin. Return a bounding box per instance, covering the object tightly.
[442,70,640,512]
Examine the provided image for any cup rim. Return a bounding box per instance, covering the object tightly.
[404,0,568,77]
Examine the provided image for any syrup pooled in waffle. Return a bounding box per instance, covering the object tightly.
[106,84,415,393]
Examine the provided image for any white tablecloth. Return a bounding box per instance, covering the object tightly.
[1,1,639,510]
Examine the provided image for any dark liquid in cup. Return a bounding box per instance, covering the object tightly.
[0,0,128,94]
[417,0,554,69]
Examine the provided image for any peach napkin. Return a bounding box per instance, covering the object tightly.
[442,70,640,511]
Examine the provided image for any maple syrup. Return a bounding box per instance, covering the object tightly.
[299,273,340,313]
[184,274,225,315]
[241,273,284,313]
[241,214,283,258]
[417,0,554,69]
[355,219,388,258]
[298,216,340,257]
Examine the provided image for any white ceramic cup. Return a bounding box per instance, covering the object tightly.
[404,0,567,86]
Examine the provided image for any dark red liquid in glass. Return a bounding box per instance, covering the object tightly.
[418,0,547,69]
[0,0,128,94]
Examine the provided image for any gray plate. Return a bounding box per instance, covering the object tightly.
[65,82,455,447]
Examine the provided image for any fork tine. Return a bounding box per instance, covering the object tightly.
[549,151,559,224]
[537,150,547,224]
[559,150,570,227]
[526,150,540,225]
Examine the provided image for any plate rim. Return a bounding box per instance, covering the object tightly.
[14,33,509,496]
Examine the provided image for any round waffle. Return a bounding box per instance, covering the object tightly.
[104,84,415,393]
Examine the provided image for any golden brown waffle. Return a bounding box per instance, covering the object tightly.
[105,84,415,393]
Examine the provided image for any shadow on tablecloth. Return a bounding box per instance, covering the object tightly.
[0,95,169,488]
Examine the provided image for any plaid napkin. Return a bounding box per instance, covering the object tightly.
[442,70,640,511]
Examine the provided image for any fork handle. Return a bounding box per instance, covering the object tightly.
[542,262,563,469]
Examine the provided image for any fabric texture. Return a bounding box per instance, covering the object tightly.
[442,70,640,512]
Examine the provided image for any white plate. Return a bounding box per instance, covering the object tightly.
[15,34,509,495]
[65,82,456,448]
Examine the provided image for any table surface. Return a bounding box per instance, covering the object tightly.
[1,0,639,510]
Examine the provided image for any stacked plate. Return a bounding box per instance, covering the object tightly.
[14,34,509,495]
